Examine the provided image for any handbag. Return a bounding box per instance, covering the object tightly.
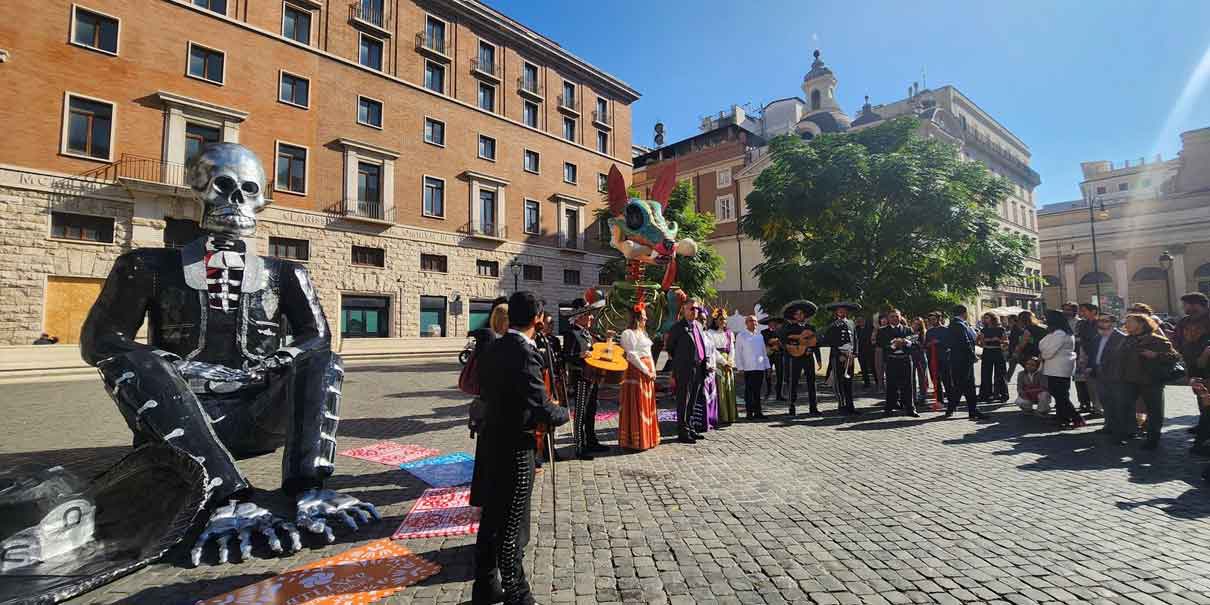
[458,349,480,395]
[1148,357,1186,384]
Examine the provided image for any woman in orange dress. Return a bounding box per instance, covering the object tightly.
[619,306,660,450]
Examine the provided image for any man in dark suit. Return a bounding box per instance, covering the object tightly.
[762,317,787,401]
[945,305,986,420]
[665,298,706,443]
[1088,314,1130,443]
[471,291,570,605]
[561,299,606,460]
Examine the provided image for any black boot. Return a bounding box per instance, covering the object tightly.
[472,577,506,604]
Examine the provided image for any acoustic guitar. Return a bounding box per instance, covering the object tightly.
[765,336,782,356]
[584,341,628,373]
[784,331,818,358]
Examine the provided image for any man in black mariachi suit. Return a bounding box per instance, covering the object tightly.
[778,301,819,416]
[878,309,919,417]
[944,304,987,420]
[665,298,707,443]
[561,298,607,460]
[762,317,787,401]
[821,302,862,415]
[471,291,570,605]
[79,143,377,566]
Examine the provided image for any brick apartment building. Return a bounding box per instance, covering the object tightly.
[0,0,637,346]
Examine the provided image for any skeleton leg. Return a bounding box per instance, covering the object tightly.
[99,350,249,502]
[259,350,344,496]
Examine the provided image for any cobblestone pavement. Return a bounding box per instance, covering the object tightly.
[5,361,1210,605]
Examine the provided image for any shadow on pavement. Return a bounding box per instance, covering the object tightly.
[113,572,275,605]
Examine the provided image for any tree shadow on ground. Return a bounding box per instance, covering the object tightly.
[385,389,467,400]
[109,572,276,605]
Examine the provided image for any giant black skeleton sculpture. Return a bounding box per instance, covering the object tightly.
[78,143,378,566]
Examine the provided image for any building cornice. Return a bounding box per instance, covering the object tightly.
[155,90,249,122]
[461,170,510,186]
[336,138,400,159]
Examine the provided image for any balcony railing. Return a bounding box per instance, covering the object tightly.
[415,32,451,59]
[518,76,542,99]
[557,94,580,115]
[592,109,612,128]
[558,232,583,250]
[471,58,500,80]
[348,2,388,31]
[460,222,507,240]
[79,153,188,188]
[326,199,394,222]
[962,129,1042,187]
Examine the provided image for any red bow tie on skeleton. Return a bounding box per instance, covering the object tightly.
[205,238,245,313]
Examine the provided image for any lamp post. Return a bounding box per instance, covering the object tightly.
[1085,193,1109,304]
[508,258,521,293]
[1159,250,1175,315]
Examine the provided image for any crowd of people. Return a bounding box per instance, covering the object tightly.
[462,290,1210,605]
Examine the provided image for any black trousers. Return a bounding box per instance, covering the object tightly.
[859,350,877,386]
[788,355,817,411]
[743,370,764,416]
[979,351,1008,401]
[673,365,701,436]
[1121,382,1165,444]
[98,348,343,500]
[1075,380,1092,409]
[1048,376,1081,424]
[885,357,914,413]
[474,447,536,605]
[570,370,599,454]
[767,355,786,399]
[946,361,978,416]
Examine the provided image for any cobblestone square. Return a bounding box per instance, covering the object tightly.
[4,362,1210,605]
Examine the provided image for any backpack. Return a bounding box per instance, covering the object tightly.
[458,346,481,396]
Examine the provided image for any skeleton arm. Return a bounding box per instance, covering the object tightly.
[80,252,158,365]
[274,263,332,364]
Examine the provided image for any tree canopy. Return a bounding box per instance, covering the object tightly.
[597,180,725,300]
[740,116,1031,317]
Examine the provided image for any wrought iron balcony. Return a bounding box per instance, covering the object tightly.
[962,129,1042,187]
[557,94,580,116]
[348,2,389,33]
[471,58,500,81]
[326,199,394,223]
[592,109,612,129]
[79,153,188,189]
[415,32,451,60]
[517,76,543,99]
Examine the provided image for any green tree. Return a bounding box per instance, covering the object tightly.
[740,116,1031,318]
[596,180,725,300]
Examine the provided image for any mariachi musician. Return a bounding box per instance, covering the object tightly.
[534,312,566,468]
[760,316,787,402]
[777,300,819,417]
[561,298,608,460]
[822,301,863,415]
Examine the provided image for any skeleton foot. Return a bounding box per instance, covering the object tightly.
[295,489,380,544]
[189,499,300,566]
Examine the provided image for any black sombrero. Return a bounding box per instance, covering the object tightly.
[780,299,818,320]
[567,297,606,318]
[824,301,862,311]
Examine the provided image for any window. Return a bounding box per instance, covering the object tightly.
[423,117,445,146]
[420,253,447,273]
[1118,182,1128,192]
[563,269,581,285]
[523,264,542,281]
[476,40,496,73]
[596,97,607,117]
[279,72,309,107]
[523,149,540,173]
[717,169,732,188]
[184,123,220,165]
[72,6,119,55]
[357,96,383,128]
[269,236,309,261]
[187,42,225,84]
[275,143,307,194]
[563,162,577,184]
[562,117,576,142]
[522,101,538,128]
[468,299,494,331]
[562,81,576,106]
[51,212,114,243]
[596,130,608,154]
[424,16,446,51]
[282,4,311,44]
[597,173,608,193]
[423,176,444,217]
[424,61,445,93]
[521,62,539,93]
[343,296,390,338]
[478,83,495,112]
[357,162,381,203]
[479,190,497,234]
[716,194,735,222]
[63,95,113,160]
[564,207,579,249]
[352,245,385,267]
[193,0,226,15]
[478,135,496,161]
[524,199,540,234]
[477,260,499,277]
[164,218,201,249]
[419,295,446,337]
[1095,186,1106,195]
[359,34,383,71]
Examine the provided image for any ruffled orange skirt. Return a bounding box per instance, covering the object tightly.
[619,357,659,450]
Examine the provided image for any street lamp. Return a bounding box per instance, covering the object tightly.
[508,258,521,293]
[1085,193,1109,304]
[1159,250,1175,315]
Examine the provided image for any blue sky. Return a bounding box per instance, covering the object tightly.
[487,0,1210,206]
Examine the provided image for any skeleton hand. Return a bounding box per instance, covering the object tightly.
[295,489,380,543]
[257,350,296,373]
[190,499,301,566]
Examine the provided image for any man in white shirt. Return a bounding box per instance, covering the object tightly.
[735,315,771,419]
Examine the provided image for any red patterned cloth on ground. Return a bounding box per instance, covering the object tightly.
[339,442,440,466]
[392,486,481,539]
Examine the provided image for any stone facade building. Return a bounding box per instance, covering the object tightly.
[633,50,1042,315]
[0,0,638,346]
[1038,127,1210,316]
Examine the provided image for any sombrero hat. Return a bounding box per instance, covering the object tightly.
[758,316,785,326]
[824,301,862,311]
[567,297,605,318]
[780,299,818,320]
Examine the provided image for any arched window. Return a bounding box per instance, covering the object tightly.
[1079,272,1112,285]
[1131,267,1167,281]
[810,89,821,110]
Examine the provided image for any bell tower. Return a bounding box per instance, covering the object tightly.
[802,49,840,113]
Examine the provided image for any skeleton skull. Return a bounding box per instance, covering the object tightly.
[186,143,268,238]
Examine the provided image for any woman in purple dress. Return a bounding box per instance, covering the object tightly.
[694,305,720,431]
